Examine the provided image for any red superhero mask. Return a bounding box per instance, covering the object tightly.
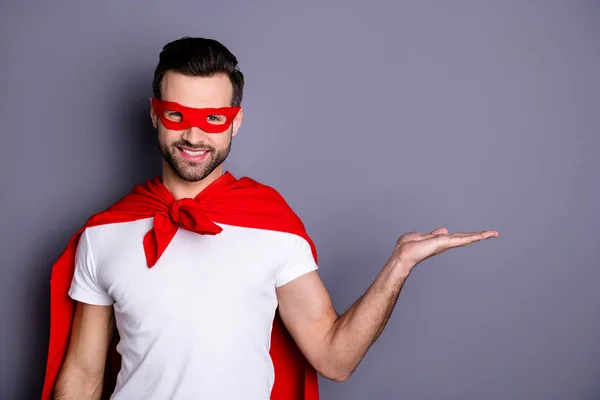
[151,98,241,133]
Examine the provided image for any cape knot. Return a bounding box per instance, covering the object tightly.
[168,198,197,224]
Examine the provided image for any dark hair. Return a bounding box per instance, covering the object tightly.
[152,37,244,106]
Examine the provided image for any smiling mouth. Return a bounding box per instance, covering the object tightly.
[177,146,211,161]
[179,148,208,157]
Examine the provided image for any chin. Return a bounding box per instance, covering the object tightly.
[174,164,217,183]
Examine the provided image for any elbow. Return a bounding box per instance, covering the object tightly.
[328,373,351,383]
[54,361,105,398]
[317,365,353,383]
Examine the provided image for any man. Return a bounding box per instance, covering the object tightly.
[41,37,498,400]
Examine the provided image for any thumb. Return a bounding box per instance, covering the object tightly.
[416,227,449,242]
[430,227,448,235]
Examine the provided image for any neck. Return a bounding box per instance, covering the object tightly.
[161,161,224,200]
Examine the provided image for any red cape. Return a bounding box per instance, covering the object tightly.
[41,172,319,399]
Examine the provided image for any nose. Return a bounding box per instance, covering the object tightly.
[181,126,208,144]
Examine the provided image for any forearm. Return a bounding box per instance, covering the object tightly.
[52,362,104,400]
[290,228,496,381]
[324,261,410,380]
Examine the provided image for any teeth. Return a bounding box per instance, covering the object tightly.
[182,149,207,157]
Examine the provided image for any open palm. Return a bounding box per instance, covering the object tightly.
[395,227,499,268]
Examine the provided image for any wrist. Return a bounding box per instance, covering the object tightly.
[386,257,414,280]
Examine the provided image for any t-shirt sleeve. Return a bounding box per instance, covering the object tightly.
[275,234,319,287]
[68,228,115,306]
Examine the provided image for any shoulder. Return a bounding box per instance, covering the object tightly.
[234,174,319,259]
[235,175,307,224]
[81,218,153,258]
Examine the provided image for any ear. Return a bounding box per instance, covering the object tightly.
[149,97,158,129]
[231,107,243,137]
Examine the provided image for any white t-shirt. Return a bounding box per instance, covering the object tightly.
[68,217,318,400]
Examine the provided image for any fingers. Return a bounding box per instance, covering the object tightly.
[435,230,498,248]
[404,228,498,245]
[456,230,498,239]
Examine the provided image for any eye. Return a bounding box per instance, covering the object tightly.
[207,115,225,124]
[165,111,183,122]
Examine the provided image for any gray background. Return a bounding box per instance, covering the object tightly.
[1,0,599,399]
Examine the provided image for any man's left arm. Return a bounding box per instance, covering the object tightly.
[276,227,498,382]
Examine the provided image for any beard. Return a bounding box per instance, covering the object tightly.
[158,131,232,183]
